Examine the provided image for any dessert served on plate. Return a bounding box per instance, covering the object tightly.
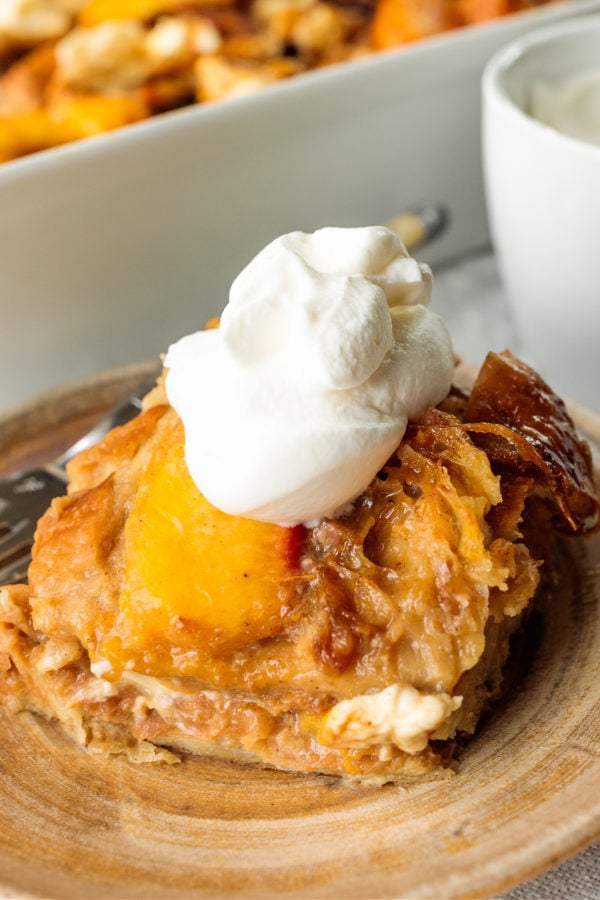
[0,226,597,783]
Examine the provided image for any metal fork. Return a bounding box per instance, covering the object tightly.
[0,366,161,586]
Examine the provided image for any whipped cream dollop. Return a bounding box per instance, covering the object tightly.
[531,68,600,147]
[165,226,454,526]
[318,683,462,755]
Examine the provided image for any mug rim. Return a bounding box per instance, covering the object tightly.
[482,12,600,158]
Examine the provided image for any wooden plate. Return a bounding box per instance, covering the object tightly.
[1,365,600,900]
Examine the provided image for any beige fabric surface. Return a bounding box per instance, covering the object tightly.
[499,841,600,898]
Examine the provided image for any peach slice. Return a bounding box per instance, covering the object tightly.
[115,420,304,663]
[370,0,450,49]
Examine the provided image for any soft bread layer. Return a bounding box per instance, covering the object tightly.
[0,581,530,781]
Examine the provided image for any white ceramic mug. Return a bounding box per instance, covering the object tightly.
[483,14,600,411]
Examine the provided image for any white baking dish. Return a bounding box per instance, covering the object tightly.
[1,0,599,412]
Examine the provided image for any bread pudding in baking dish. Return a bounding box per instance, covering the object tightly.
[0,0,560,163]
[0,226,598,783]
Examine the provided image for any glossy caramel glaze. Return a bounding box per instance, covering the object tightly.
[463,351,599,533]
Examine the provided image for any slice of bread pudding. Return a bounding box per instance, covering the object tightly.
[0,351,597,782]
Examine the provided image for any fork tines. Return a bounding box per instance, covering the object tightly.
[0,518,34,585]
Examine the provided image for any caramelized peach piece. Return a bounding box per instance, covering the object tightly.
[370,0,451,49]
[0,94,148,162]
[55,93,149,136]
[79,0,229,27]
[80,0,182,26]
[118,421,303,657]
[455,0,511,25]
